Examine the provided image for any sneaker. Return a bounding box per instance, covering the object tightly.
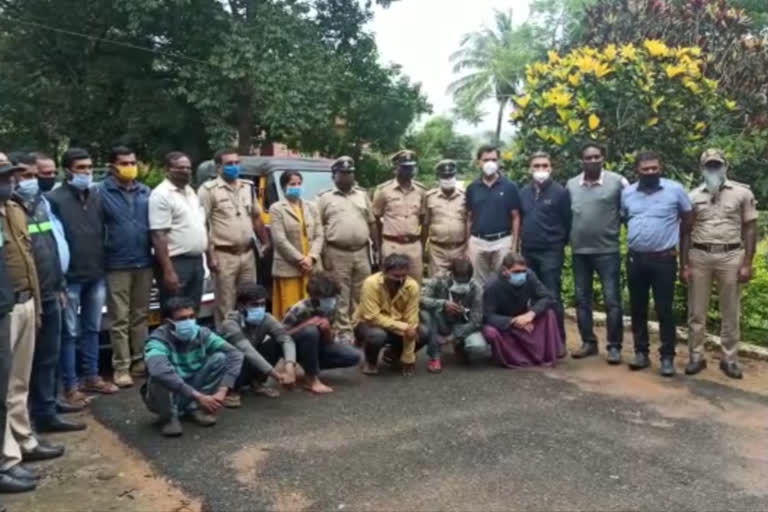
[130,360,146,378]
[426,359,442,374]
[719,360,743,380]
[113,370,134,388]
[81,377,119,394]
[223,392,242,408]
[189,410,217,427]
[161,416,183,437]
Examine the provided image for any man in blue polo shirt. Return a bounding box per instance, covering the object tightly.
[519,152,571,352]
[465,144,521,288]
[621,151,692,377]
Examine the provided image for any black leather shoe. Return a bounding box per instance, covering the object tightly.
[36,416,87,433]
[660,358,676,377]
[0,472,36,493]
[56,399,86,414]
[4,464,38,481]
[628,352,650,370]
[571,343,598,359]
[22,442,64,462]
[685,359,707,375]
[606,347,621,365]
[719,360,743,380]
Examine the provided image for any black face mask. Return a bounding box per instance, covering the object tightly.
[397,166,415,180]
[38,176,56,192]
[638,173,661,189]
[583,161,602,177]
[169,171,190,187]
[386,277,405,290]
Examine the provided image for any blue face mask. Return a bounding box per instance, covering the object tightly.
[245,306,266,325]
[508,271,527,287]
[70,173,92,191]
[172,318,199,342]
[318,297,337,315]
[285,186,302,200]
[16,178,39,199]
[222,164,241,180]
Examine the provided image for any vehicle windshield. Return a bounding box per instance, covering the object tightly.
[274,170,334,201]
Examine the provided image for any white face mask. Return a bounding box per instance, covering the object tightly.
[440,177,457,190]
[532,170,551,183]
[482,161,499,176]
[703,168,726,195]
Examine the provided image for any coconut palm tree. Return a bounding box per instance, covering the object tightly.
[449,10,538,143]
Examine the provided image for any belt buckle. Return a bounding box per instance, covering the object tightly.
[710,244,725,254]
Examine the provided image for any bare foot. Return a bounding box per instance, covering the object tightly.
[362,363,379,375]
[401,363,415,377]
[304,378,334,394]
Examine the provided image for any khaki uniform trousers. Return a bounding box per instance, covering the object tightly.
[107,268,153,371]
[214,250,257,329]
[2,298,38,470]
[381,240,423,283]
[687,248,744,363]
[323,245,371,337]
[428,242,466,278]
[467,236,512,289]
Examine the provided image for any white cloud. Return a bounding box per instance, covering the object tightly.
[370,0,530,136]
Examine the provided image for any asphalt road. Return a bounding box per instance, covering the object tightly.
[89,341,768,512]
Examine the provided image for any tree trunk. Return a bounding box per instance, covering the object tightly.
[494,98,507,143]
[237,85,254,155]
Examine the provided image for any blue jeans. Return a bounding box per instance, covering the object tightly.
[30,298,61,424]
[572,253,623,349]
[292,325,362,376]
[523,247,566,344]
[61,279,106,390]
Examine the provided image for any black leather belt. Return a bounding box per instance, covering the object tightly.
[327,241,368,252]
[214,244,253,255]
[472,231,510,241]
[382,234,420,244]
[692,243,742,253]
[629,249,676,259]
[15,289,32,304]
[430,240,466,249]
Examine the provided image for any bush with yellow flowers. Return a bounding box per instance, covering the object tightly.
[509,41,743,184]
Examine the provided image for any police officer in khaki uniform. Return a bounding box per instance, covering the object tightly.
[423,159,468,278]
[317,156,378,344]
[681,149,758,379]
[372,150,426,282]
[198,149,270,328]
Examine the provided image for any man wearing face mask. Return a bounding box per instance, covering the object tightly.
[681,149,758,379]
[96,146,153,388]
[317,156,377,345]
[465,145,521,288]
[621,152,692,376]
[372,150,426,283]
[198,148,269,329]
[47,148,118,398]
[423,160,468,278]
[11,154,84,433]
[566,143,629,362]
[354,253,428,376]
[481,252,562,368]
[29,153,58,194]
[519,152,571,353]
[420,258,486,372]
[280,272,362,393]
[149,152,208,313]
[141,296,243,437]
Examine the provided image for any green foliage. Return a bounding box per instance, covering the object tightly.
[403,117,475,177]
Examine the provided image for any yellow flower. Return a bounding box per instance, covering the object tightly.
[703,78,718,90]
[514,94,531,109]
[574,54,598,74]
[568,119,582,134]
[603,44,618,61]
[557,108,572,122]
[502,151,514,161]
[619,43,637,61]
[646,117,659,127]
[643,39,670,58]
[588,113,600,131]
[548,50,560,64]
[724,99,738,111]
[568,73,581,87]
[550,133,565,146]
[695,121,707,132]
[593,61,613,78]
[665,63,686,79]
[682,78,701,94]
[542,86,572,108]
[650,97,664,113]
[533,61,550,75]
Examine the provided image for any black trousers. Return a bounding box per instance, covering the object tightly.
[156,254,205,312]
[0,314,10,451]
[354,323,429,366]
[626,251,678,357]
[523,246,566,344]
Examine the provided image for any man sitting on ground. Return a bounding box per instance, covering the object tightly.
[281,272,363,394]
[420,258,487,372]
[354,253,428,376]
[220,281,294,399]
[141,297,243,437]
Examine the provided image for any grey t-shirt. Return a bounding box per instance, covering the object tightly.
[219,311,296,374]
[566,171,627,254]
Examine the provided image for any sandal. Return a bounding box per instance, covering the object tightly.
[81,377,119,394]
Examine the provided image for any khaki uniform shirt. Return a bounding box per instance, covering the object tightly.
[317,186,374,249]
[353,272,420,336]
[0,202,41,315]
[149,179,208,257]
[198,177,260,249]
[425,188,467,244]
[689,180,758,245]
[372,179,426,238]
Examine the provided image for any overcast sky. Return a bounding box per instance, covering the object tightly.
[370,0,530,136]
